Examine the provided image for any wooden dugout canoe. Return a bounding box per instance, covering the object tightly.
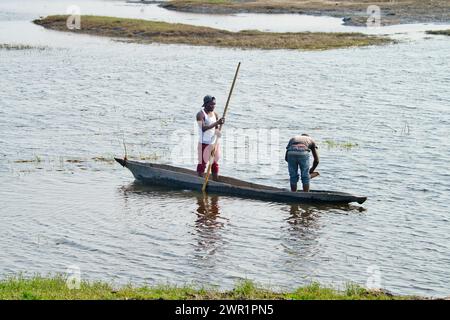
[115,158,367,205]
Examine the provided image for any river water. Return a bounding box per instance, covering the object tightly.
[1,0,450,297]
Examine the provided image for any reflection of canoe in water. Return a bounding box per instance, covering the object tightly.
[115,158,367,205]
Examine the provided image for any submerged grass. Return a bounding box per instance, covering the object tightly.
[0,43,48,50]
[10,154,156,170]
[138,152,161,161]
[92,156,116,164]
[14,155,42,163]
[426,29,450,36]
[33,15,391,51]
[0,276,423,300]
[323,140,359,150]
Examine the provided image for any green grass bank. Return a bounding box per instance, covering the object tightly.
[0,276,426,300]
[33,15,391,51]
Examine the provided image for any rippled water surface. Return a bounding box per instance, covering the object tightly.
[1,0,450,297]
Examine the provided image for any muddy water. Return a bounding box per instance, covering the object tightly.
[1,0,450,297]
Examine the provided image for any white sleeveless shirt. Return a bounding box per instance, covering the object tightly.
[198,109,217,145]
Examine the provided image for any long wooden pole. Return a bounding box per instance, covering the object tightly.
[202,62,241,193]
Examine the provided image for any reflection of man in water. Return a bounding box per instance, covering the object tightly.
[196,195,220,225]
[194,195,224,257]
[288,204,316,229]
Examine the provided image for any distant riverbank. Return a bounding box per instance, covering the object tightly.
[0,276,427,300]
[33,15,390,51]
[161,0,450,27]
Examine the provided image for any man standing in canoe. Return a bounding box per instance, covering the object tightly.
[196,95,225,180]
[285,134,319,192]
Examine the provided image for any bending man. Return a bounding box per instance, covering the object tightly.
[285,134,319,192]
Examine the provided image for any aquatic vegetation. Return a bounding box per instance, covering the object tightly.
[14,155,42,163]
[0,43,48,50]
[12,155,121,171]
[323,140,359,150]
[33,15,391,51]
[0,276,424,300]
[14,159,35,163]
[139,152,160,161]
[426,29,450,36]
[65,159,84,163]
[92,156,116,164]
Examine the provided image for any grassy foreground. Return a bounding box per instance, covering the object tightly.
[0,276,422,300]
[162,0,450,26]
[33,15,390,51]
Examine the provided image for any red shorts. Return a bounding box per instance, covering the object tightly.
[197,143,219,175]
